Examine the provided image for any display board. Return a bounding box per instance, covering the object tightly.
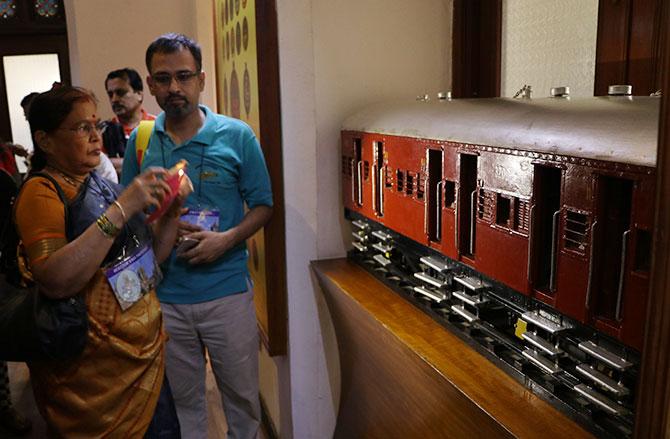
[213,0,286,355]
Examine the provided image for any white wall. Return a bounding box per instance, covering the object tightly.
[277,0,453,437]
[501,0,599,98]
[64,0,216,120]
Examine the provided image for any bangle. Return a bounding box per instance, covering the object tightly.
[112,200,127,223]
[96,214,120,239]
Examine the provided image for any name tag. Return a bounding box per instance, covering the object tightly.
[104,245,162,311]
[180,208,220,231]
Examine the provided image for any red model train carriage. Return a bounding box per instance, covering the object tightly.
[342,95,659,437]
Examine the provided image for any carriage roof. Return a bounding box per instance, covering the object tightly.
[342,96,660,168]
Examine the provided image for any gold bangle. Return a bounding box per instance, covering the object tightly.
[96,214,120,239]
[112,200,127,223]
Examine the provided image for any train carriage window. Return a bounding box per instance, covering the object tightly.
[406,172,414,196]
[564,210,589,254]
[477,189,495,222]
[341,155,353,177]
[396,169,404,193]
[363,161,370,180]
[496,194,512,227]
[444,180,456,208]
[515,199,530,233]
[385,166,393,188]
[416,172,424,199]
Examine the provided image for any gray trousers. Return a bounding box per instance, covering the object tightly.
[161,288,260,439]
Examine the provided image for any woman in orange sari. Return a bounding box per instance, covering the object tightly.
[13,86,188,437]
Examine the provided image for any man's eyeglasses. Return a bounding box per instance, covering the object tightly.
[151,71,200,87]
[58,121,106,138]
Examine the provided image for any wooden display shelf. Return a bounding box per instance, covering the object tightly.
[312,258,593,439]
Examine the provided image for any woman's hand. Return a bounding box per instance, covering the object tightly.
[116,167,172,218]
[166,172,194,219]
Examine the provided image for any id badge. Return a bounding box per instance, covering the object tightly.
[104,245,162,311]
[180,207,220,231]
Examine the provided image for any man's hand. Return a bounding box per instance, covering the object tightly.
[177,219,202,239]
[179,229,236,265]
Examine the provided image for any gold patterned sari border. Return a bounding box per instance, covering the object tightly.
[25,238,67,263]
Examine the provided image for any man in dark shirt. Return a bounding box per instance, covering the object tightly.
[103,68,156,173]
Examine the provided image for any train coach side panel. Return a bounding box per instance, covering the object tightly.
[377,136,427,245]
[474,151,533,294]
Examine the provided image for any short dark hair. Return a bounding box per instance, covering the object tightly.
[20,92,39,109]
[28,87,97,171]
[145,33,202,73]
[105,68,143,92]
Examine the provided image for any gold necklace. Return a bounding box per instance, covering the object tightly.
[46,165,85,188]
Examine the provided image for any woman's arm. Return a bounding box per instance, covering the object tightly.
[30,169,171,299]
[151,174,193,263]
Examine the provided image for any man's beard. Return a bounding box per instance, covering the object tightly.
[162,95,194,118]
[112,104,126,115]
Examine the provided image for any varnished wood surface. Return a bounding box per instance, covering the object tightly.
[312,258,592,439]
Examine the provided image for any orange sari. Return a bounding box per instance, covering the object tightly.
[14,175,166,438]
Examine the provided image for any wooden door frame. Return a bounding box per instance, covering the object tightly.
[634,1,670,436]
[452,0,502,98]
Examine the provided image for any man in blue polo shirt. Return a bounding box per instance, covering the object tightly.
[122,33,272,439]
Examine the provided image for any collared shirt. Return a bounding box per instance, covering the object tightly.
[121,105,273,304]
[113,108,156,139]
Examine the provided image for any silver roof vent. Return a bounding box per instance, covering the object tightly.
[608,85,633,96]
[437,91,452,101]
[550,86,570,97]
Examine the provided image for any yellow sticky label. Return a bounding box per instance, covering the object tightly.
[514,318,527,340]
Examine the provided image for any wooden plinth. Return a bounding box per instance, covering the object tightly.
[312,258,593,439]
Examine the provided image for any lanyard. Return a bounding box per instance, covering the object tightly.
[158,134,206,199]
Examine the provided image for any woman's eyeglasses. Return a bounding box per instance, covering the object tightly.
[151,71,200,87]
[58,121,106,138]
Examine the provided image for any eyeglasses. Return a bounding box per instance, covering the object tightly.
[58,121,106,138]
[151,71,200,87]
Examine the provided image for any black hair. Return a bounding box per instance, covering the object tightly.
[28,86,97,171]
[20,92,39,109]
[145,33,202,73]
[105,68,143,92]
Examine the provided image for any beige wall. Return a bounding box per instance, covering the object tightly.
[64,0,216,120]
[276,0,453,437]
[501,0,599,98]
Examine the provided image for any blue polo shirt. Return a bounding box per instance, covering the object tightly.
[121,105,273,304]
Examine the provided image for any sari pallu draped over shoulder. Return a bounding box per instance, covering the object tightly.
[14,173,166,438]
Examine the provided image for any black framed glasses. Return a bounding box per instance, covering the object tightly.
[151,71,200,87]
[58,121,106,138]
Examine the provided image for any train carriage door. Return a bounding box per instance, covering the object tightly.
[530,165,562,300]
[427,148,444,244]
[458,153,478,260]
[589,175,634,338]
[373,141,385,218]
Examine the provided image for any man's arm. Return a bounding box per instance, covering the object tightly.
[179,205,272,265]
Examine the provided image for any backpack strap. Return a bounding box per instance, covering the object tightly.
[136,120,156,167]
